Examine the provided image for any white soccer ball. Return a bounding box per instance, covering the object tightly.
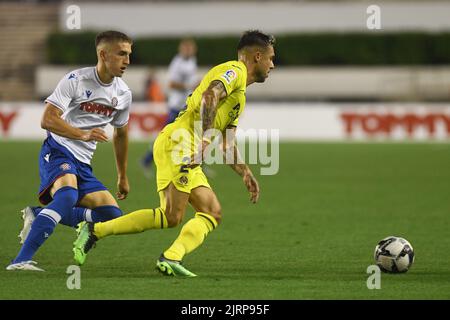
[374,236,415,273]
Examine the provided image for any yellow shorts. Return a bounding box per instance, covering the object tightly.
[153,131,211,194]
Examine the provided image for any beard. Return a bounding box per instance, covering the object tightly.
[254,69,267,83]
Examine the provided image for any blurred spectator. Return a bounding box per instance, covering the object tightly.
[144,69,165,102]
[140,38,200,177]
[166,38,199,115]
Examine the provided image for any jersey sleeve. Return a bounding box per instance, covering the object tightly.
[111,91,132,128]
[211,66,244,96]
[45,72,78,112]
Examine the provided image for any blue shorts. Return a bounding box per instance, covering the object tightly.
[38,136,107,205]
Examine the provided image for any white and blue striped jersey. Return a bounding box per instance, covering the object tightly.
[45,67,132,164]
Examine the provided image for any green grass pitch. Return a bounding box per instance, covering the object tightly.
[0,141,449,299]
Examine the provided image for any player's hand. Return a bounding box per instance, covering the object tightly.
[81,128,108,142]
[243,171,260,204]
[116,176,129,200]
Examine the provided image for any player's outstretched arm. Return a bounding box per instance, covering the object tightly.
[41,103,108,142]
[223,126,260,204]
[113,125,129,200]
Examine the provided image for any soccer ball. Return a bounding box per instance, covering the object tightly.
[374,236,415,273]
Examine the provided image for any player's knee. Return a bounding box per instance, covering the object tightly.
[47,186,78,222]
[199,203,222,225]
[52,186,78,208]
[209,208,222,225]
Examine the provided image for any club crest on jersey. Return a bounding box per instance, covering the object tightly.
[111,97,118,108]
[68,73,76,80]
[60,163,71,171]
[179,176,189,186]
[85,90,92,98]
[221,69,237,84]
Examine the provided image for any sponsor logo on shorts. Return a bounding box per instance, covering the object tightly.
[221,69,237,84]
[60,163,71,171]
[179,176,189,185]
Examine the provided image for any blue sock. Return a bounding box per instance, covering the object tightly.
[89,205,123,222]
[31,206,122,228]
[13,186,78,263]
[60,206,123,227]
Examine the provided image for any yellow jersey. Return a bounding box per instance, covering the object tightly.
[154,60,247,190]
[162,60,247,138]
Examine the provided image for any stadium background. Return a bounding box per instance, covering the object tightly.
[1,0,449,300]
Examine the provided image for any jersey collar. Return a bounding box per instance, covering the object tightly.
[94,67,114,87]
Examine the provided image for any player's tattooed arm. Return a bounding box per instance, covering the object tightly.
[223,126,260,203]
[200,80,227,133]
[41,103,108,142]
[188,80,227,167]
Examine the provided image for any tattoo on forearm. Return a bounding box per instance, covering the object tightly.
[202,105,216,132]
[201,80,226,132]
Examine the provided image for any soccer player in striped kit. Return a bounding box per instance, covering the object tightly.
[7,31,133,271]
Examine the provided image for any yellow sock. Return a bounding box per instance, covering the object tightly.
[164,212,218,261]
[94,208,168,239]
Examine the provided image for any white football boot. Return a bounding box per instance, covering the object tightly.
[18,206,36,244]
[6,260,45,271]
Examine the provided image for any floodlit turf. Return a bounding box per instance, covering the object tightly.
[0,141,449,299]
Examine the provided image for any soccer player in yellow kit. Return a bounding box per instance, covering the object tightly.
[73,30,275,277]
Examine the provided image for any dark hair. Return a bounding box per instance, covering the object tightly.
[95,30,133,47]
[237,30,275,51]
